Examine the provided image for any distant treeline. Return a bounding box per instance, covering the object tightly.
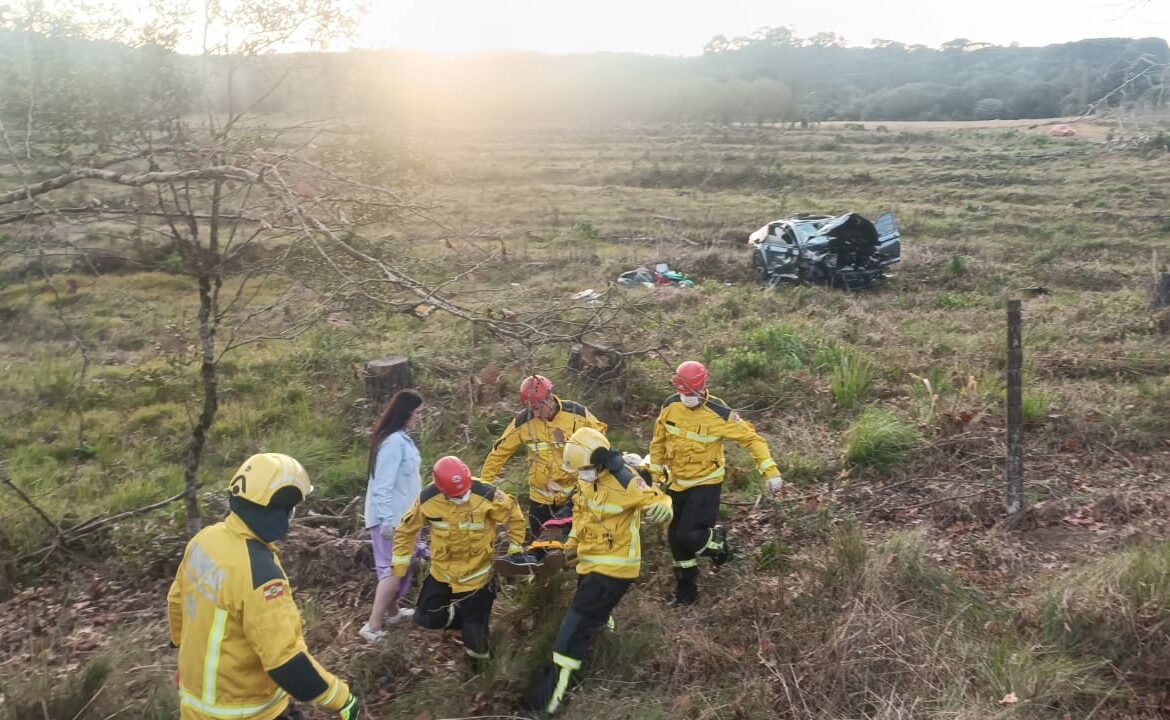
[1,28,1168,128]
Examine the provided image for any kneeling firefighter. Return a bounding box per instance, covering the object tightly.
[392,456,526,668]
[525,428,673,716]
[167,453,360,720]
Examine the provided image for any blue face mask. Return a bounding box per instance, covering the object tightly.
[680,393,703,408]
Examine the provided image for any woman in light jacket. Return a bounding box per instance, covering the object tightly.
[360,388,424,642]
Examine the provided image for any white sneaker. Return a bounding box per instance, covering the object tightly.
[359,623,388,643]
[386,608,415,625]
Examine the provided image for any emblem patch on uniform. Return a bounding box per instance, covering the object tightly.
[551,428,565,444]
[262,581,285,601]
[730,411,742,422]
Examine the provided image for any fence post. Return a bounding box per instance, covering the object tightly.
[1005,299,1024,515]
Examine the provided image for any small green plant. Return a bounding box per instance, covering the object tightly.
[573,216,598,241]
[829,353,874,410]
[756,538,794,572]
[844,407,917,470]
[948,253,968,275]
[1021,390,1050,424]
[936,291,969,309]
[811,342,849,372]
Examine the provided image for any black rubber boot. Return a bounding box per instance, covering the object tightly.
[670,572,699,606]
[699,525,734,566]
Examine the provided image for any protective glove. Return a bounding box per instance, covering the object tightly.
[643,502,672,525]
[379,522,395,540]
[766,476,784,495]
[338,694,361,720]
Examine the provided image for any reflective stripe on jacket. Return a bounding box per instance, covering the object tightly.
[166,514,351,720]
[566,464,671,580]
[392,481,526,592]
[480,397,606,506]
[648,394,779,492]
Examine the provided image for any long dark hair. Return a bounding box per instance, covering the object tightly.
[368,389,424,478]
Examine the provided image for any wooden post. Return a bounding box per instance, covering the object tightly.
[364,357,412,412]
[1151,273,1170,310]
[1005,300,1024,515]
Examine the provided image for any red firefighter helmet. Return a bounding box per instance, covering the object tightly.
[519,374,554,407]
[672,361,710,394]
[432,456,472,497]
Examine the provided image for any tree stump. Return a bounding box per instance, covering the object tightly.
[567,342,624,381]
[365,357,412,411]
[1151,272,1170,310]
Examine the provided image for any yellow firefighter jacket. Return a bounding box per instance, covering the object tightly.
[565,464,672,580]
[167,514,351,720]
[480,396,607,507]
[392,480,526,593]
[648,394,779,492]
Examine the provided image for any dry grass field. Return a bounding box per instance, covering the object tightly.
[2,118,1170,719]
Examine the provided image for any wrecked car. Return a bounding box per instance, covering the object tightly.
[748,211,901,290]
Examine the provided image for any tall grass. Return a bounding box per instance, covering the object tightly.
[829,352,874,409]
[844,407,917,470]
[1035,539,1170,682]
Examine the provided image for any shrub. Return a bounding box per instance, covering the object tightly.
[745,323,815,369]
[710,347,774,384]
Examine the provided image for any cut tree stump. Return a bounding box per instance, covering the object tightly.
[568,341,624,381]
[365,357,412,411]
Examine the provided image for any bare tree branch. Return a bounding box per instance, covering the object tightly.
[0,165,260,207]
[0,460,65,542]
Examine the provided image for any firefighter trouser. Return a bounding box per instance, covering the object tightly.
[414,575,496,660]
[666,484,722,593]
[527,500,567,542]
[526,573,632,715]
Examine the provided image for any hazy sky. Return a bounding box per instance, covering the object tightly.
[357,0,1167,55]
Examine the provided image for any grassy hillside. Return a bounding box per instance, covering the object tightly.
[2,119,1170,719]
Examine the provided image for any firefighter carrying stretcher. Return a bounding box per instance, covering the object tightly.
[391,455,526,670]
[524,427,673,716]
[649,361,784,606]
[480,374,606,539]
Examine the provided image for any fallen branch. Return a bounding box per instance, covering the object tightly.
[0,460,65,542]
[67,489,188,540]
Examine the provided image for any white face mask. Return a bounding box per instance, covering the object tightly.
[447,490,471,505]
[680,394,703,408]
[577,468,598,482]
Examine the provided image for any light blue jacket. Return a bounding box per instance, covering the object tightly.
[364,430,422,531]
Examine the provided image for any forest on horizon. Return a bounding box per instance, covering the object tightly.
[1,25,1167,127]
